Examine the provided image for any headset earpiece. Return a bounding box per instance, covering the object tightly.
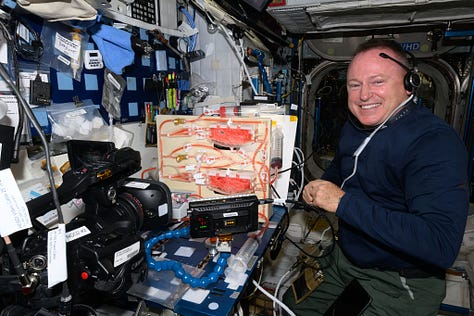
[404,69,421,92]
[379,51,420,92]
[403,50,421,92]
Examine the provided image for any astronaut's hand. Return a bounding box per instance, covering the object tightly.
[302,179,345,213]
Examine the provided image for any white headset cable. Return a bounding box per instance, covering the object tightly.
[341,95,414,189]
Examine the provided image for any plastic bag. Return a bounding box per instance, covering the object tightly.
[40,22,89,81]
[102,68,125,120]
[47,104,105,143]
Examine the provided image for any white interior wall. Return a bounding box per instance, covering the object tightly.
[190,13,242,100]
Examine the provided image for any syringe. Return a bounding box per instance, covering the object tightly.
[228,235,260,273]
[70,29,81,79]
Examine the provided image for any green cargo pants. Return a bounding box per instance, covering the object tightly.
[282,244,446,316]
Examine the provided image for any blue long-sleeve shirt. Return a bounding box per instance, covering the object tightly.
[323,101,469,270]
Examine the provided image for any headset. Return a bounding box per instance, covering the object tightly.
[340,49,419,189]
[379,52,421,92]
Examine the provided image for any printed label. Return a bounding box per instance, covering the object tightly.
[114,241,140,267]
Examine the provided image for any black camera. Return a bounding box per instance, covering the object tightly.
[1,140,172,315]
